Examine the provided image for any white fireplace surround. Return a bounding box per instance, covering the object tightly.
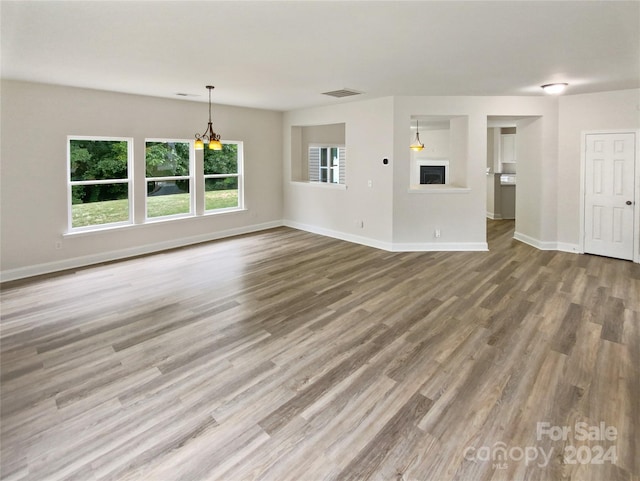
[412,159,450,186]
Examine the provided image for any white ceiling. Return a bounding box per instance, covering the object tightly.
[1,1,638,111]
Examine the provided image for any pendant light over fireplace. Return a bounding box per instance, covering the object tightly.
[194,85,222,150]
[410,120,425,151]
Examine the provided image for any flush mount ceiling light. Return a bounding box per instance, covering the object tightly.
[541,83,568,94]
[194,85,222,150]
[410,120,425,151]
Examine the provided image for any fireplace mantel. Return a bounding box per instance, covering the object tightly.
[408,185,471,194]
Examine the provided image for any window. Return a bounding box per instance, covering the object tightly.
[68,137,132,230]
[67,137,242,233]
[309,145,345,184]
[204,142,243,212]
[145,140,193,219]
[290,123,345,183]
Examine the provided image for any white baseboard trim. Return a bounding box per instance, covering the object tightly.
[513,231,557,250]
[284,220,488,252]
[391,242,488,252]
[486,212,502,220]
[0,221,283,283]
[513,231,581,254]
[283,220,394,251]
[556,242,582,254]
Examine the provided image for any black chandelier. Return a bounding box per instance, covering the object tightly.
[194,85,222,150]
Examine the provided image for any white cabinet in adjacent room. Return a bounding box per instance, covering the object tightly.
[500,133,516,173]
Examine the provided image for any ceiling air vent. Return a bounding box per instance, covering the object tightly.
[322,88,362,98]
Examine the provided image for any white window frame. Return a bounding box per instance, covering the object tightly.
[145,138,195,221]
[309,144,345,184]
[204,140,244,214]
[67,136,134,232]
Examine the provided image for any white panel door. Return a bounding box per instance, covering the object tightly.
[584,133,636,260]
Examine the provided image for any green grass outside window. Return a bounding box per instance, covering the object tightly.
[71,190,239,228]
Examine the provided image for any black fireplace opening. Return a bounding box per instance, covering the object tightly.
[420,165,446,184]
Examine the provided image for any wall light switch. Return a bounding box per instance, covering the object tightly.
[368,180,373,188]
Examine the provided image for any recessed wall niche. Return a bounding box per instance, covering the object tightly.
[291,123,346,183]
[409,115,468,189]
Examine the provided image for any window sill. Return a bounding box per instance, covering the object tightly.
[65,222,135,237]
[203,207,247,217]
[64,208,247,237]
[407,185,471,194]
[290,181,347,190]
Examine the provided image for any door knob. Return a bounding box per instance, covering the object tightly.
[627,201,633,205]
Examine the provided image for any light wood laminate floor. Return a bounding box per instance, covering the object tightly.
[1,220,639,481]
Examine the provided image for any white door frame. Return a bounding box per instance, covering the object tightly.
[580,130,640,263]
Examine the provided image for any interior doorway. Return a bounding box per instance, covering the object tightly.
[486,118,517,221]
[486,115,547,252]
